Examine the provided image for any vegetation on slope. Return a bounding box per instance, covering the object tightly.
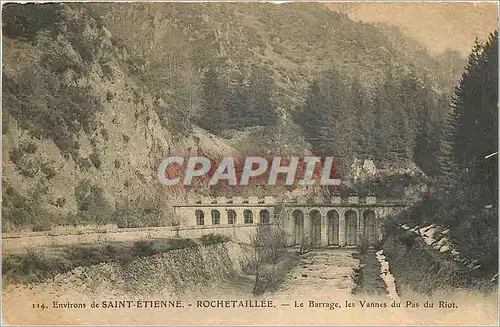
[2,2,470,232]
[391,32,498,275]
[2,3,180,231]
[2,236,231,285]
[92,1,465,166]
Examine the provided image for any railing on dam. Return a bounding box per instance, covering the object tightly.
[173,196,409,207]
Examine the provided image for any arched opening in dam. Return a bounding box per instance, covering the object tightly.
[327,210,340,246]
[292,210,304,245]
[345,210,358,246]
[309,210,322,248]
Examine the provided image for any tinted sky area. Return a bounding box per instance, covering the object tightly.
[327,1,498,57]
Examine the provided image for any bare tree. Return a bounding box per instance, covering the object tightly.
[267,226,288,284]
[250,205,289,294]
[249,224,267,295]
[333,3,360,15]
[268,204,289,282]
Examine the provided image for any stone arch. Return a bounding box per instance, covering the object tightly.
[195,209,204,226]
[309,209,322,248]
[327,210,339,246]
[363,210,376,245]
[292,209,304,245]
[211,209,220,225]
[227,209,236,225]
[345,210,358,246]
[259,209,270,224]
[243,209,253,224]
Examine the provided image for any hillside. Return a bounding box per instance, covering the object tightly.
[93,2,463,112]
[2,4,239,231]
[2,3,466,232]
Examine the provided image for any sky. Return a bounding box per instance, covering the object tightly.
[327,2,498,57]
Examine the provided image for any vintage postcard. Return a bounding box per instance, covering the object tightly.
[1,1,499,325]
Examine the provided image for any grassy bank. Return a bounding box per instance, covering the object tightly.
[382,228,497,295]
[351,249,389,296]
[2,234,229,285]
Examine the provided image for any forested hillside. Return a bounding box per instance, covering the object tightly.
[93,2,465,173]
[397,32,498,273]
[2,2,476,232]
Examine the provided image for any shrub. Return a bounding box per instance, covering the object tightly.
[32,220,52,232]
[100,128,109,141]
[67,245,108,266]
[40,160,56,179]
[106,90,114,103]
[132,240,155,257]
[9,147,24,166]
[357,236,369,254]
[8,248,73,284]
[383,216,399,235]
[399,232,416,248]
[64,244,130,267]
[3,65,103,158]
[168,238,199,250]
[23,141,37,154]
[2,3,61,41]
[132,238,198,257]
[112,192,169,228]
[19,249,53,280]
[74,180,111,224]
[200,233,230,246]
[373,239,384,251]
[89,152,101,169]
[19,160,38,178]
[2,181,49,232]
[101,64,113,79]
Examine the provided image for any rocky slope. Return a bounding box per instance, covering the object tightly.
[2,4,241,231]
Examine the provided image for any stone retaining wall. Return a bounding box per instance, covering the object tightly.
[2,225,260,250]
